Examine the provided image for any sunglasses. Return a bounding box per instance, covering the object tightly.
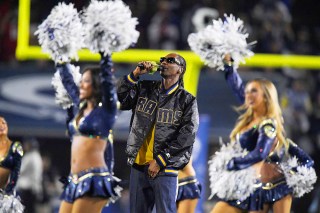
[160,57,182,66]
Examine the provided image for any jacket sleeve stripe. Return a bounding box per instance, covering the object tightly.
[126,72,138,84]
[156,154,167,168]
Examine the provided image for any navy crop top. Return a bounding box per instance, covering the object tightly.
[56,54,117,139]
[0,141,23,194]
[227,119,277,170]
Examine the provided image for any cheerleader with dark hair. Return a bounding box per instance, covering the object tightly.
[35,0,140,212]
[56,53,121,213]
[0,116,24,213]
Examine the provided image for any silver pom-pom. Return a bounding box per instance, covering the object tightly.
[208,141,257,200]
[35,2,84,63]
[51,64,81,109]
[0,192,24,213]
[105,176,123,206]
[82,0,140,55]
[280,156,317,197]
[188,14,255,70]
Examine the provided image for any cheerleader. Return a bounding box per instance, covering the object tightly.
[35,1,139,212]
[177,160,202,213]
[211,55,316,213]
[0,116,24,213]
[211,56,286,212]
[188,13,316,213]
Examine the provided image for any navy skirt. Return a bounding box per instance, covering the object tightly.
[225,186,263,211]
[176,176,201,202]
[60,167,122,204]
[262,178,292,204]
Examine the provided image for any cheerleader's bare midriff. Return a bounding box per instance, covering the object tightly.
[71,135,107,174]
[260,162,283,183]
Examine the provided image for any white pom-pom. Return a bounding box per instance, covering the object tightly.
[188,14,255,70]
[0,192,24,213]
[82,0,140,55]
[35,2,84,63]
[105,175,123,206]
[51,64,81,109]
[188,27,225,70]
[280,156,317,197]
[208,142,257,200]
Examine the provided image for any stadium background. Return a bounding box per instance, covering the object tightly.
[0,0,319,212]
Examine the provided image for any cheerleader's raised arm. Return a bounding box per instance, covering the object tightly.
[99,53,117,113]
[56,63,80,107]
[224,64,245,104]
[4,142,23,194]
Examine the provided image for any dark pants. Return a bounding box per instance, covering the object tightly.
[129,166,178,213]
[19,189,36,213]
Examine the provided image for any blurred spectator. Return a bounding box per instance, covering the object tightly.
[147,0,180,50]
[281,79,313,149]
[308,76,320,213]
[17,137,43,213]
[180,5,219,49]
[309,186,320,213]
[293,27,313,55]
[311,88,320,148]
[252,0,294,53]
[37,154,60,213]
[192,6,219,33]
[0,0,18,64]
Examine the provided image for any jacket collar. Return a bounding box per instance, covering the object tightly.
[160,79,180,95]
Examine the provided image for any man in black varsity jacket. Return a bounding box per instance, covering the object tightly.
[117,52,199,213]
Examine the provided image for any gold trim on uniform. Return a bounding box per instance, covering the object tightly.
[13,142,24,156]
[263,125,276,138]
[262,180,286,190]
[259,118,276,127]
[71,171,111,184]
[254,182,262,188]
[108,130,113,143]
[178,179,197,186]
[259,119,276,138]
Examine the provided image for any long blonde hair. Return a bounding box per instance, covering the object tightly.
[230,79,288,151]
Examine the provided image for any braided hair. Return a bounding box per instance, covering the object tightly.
[176,55,187,88]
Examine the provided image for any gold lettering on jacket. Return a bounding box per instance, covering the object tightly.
[136,97,157,115]
[136,97,182,125]
[157,108,182,125]
[157,108,173,123]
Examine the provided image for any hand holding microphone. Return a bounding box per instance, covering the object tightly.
[133,61,163,77]
[138,61,162,74]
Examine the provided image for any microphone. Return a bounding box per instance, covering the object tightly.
[137,63,145,70]
[157,65,164,72]
[137,61,163,74]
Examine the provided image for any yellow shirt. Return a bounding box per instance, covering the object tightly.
[135,124,155,165]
